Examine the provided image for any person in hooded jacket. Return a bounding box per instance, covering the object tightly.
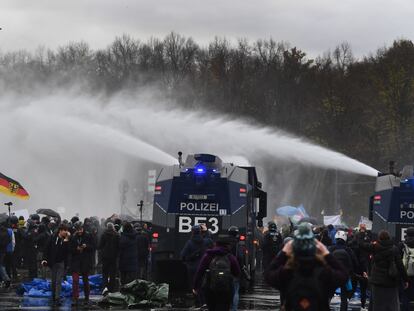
[181,225,213,292]
[329,230,360,311]
[135,223,150,280]
[265,224,348,311]
[42,224,70,306]
[399,226,414,311]
[119,222,138,285]
[99,222,119,293]
[69,221,95,306]
[193,235,241,311]
[360,230,408,311]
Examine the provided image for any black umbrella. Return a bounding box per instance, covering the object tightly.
[36,208,60,219]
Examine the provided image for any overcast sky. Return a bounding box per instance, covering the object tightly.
[1,0,413,58]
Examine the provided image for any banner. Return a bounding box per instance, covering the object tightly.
[323,215,342,226]
[359,216,373,230]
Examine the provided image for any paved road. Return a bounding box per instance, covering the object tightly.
[0,276,364,310]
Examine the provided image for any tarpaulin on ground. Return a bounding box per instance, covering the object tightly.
[99,279,169,308]
[17,275,103,298]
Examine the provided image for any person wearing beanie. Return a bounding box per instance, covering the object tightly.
[98,222,119,294]
[265,224,348,311]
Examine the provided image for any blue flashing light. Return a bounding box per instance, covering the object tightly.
[196,167,205,173]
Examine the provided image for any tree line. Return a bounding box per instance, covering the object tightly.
[2,32,414,172]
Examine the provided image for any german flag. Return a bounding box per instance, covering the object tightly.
[0,172,29,200]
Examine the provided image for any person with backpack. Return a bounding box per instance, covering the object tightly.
[360,230,408,311]
[265,223,348,311]
[400,227,414,311]
[181,225,213,297]
[0,222,11,288]
[193,234,241,311]
[329,230,360,311]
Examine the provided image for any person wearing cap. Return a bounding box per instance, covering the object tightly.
[42,224,70,306]
[265,224,348,311]
[193,234,241,311]
[329,230,360,311]
[262,221,283,271]
[69,221,95,306]
[99,222,119,294]
[181,224,213,303]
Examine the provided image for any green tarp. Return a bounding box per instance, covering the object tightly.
[99,279,169,308]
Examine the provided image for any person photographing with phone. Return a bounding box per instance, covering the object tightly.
[41,224,70,306]
[265,223,348,311]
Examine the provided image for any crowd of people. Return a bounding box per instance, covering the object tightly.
[0,214,150,307]
[180,221,414,311]
[1,212,414,311]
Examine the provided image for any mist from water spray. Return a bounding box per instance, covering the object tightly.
[0,90,378,218]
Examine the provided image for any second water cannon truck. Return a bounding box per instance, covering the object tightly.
[370,161,414,241]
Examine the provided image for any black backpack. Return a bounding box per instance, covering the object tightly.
[285,267,325,311]
[0,228,11,250]
[204,254,233,293]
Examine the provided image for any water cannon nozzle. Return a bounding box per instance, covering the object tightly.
[178,151,184,167]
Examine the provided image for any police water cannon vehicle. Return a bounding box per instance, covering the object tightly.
[150,152,267,289]
[370,161,414,241]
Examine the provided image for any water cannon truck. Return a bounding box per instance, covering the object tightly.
[370,161,414,241]
[150,153,267,290]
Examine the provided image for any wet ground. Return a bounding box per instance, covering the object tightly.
[0,275,364,310]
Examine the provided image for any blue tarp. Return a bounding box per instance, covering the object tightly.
[17,274,103,298]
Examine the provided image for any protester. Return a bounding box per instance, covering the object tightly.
[193,234,241,311]
[135,223,150,280]
[399,226,414,311]
[265,224,348,311]
[361,230,408,311]
[352,223,372,311]
[4,223,16,280]
[42,224,70,306]
[0,222,11,288]
[99,222,119,294]
[119,222,138,285]
[329,230,360,311]
[228,226,245,311]
[181,225,213,307]
[262,221,283,271]
[69,221,95,306]
[24,219,40,278]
